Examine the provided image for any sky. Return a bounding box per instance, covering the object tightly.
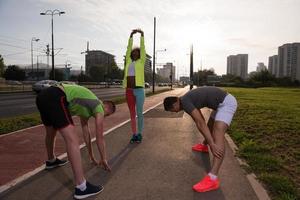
[0,0,300,77]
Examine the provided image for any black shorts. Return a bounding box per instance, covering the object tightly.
[36,86,74,129]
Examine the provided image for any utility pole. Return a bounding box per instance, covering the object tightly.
[40,9,65,80]
[31,37,39,79]
[190,44,193,90]
[36,55,39,81]
[152,17,156,94]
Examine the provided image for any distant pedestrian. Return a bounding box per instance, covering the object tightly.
[123,29,146,143]
[163,86,237,192]
[36,83,116,199]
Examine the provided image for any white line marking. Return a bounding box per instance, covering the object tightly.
[0,101,163,194]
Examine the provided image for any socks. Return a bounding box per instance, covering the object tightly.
[208,172,218,180]
[48,157,56,163]
[76,180,87,191]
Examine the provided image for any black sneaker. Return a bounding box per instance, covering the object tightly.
[136,133,143,143]
[74,182,104,199]
[130,134,138,144]
[45,158,68,170]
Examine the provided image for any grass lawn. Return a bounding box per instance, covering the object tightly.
[225,87,300,200]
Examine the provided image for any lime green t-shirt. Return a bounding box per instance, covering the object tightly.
[62,84,104,118]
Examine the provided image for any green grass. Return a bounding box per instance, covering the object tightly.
[0,113,41,135]
[0,88,171,135]
[225,87,300,199]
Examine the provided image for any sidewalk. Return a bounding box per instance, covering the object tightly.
[0,104,258,199]
[0,88,186,187]
[0,87,259,200]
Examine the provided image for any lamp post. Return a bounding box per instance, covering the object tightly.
[40,9,65,80]
[31,37,39,79]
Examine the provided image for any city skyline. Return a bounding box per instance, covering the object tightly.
[0,0,300,77]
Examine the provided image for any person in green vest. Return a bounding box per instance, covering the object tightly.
[123,29,146,143]
[36,83,116,199]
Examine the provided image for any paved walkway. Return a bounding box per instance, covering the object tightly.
[0,87,259,199]
[0,88,186,187]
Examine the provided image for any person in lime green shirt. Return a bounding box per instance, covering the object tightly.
[36,83,116,199]
[123,29,146,144]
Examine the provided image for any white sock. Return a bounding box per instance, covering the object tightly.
[76,180,87,191]
[208,172,218,180]
[48,157,56,163]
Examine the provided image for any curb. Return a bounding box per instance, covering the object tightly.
[225,133,271,200]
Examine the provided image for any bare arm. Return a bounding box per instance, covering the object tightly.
[94,113,111,171]
[190,109,224,158]
[80,117,97,165]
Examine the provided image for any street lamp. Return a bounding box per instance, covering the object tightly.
[154,48,167,92]
[31,37,39,79]
[40,9,65,80]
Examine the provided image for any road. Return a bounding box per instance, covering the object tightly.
[0,87,168,118]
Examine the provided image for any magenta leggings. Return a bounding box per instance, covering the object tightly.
[126,88,145,134]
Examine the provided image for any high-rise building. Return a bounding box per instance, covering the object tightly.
[268,55,278,77]
[278,43,300,81]
[227,54,248,80]
[144,54,152,74]
[85,50,115,76]
[256,62,267,72]
[157,62,176,80]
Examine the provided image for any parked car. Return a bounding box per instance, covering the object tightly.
[32,80,58,93]
[145,82,150,88]
[59,81,77,85]
[6,80,22,85]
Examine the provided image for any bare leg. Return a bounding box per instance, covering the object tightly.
[45,126,57,160]
[210,121,228,175]
[59,125,85,185]
[202,117,215,145]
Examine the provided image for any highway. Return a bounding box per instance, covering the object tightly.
[0,87,166,118]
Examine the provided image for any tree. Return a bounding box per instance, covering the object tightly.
[4,65,25,81]
[249,70,275,85]
[77,73,92,82]
[110,65,123,80]
[0,54,5,77]
[89,65,106,82]
[193,69,216,86]
[49,69,64,81]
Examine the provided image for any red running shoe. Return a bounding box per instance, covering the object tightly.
[192,143,209,152]
[193,175,220,192]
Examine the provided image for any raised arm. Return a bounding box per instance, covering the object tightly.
[125,30,136,63]
[94,113,111,171]
[80,117,97,165]
[190,109,224,158]
[137,29,146,62]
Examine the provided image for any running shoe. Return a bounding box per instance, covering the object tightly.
[45,158,68,170]
[192,175,220,192]
[192,143,209,152]
[74,182,104,199]
[136,133,142,143]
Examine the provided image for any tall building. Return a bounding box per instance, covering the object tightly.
[278,43,300,81]
[144,54,152,74]
[157,62,176,80]
[227,54,248,80]
[85,50,115,76]
[268,55,278,77]
[256,62,267,72]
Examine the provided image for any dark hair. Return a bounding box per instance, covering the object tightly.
[130,47,140,60]
[103,100,116,113]
[163,96,178,111]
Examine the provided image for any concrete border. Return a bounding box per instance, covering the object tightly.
[0,101,162,194]
[225,134,271,200]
